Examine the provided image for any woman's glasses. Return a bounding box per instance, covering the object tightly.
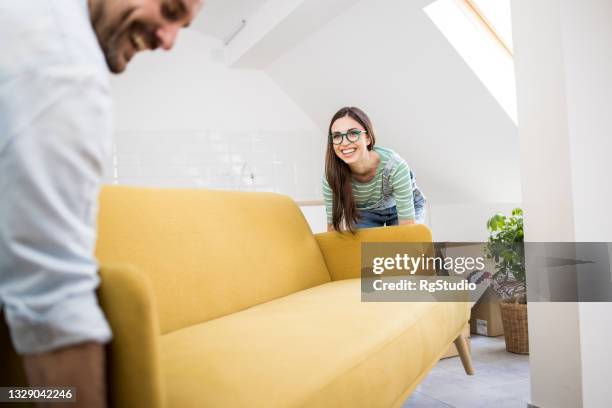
[329,129,367,145]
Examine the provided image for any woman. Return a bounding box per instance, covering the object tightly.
[323,106,426,232]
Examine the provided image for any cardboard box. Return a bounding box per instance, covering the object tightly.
[469,287,504,337]
[441,323,471,359]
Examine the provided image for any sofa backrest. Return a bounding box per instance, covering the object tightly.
[96,186,331,334]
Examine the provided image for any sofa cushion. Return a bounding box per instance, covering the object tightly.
[160,279,469,408]
[96,186,331,334]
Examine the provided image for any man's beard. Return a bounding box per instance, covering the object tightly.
[102,31,125,73]
[90,2,135,73]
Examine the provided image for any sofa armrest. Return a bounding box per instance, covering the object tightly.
[314,224,435,281]
[97,264,164,408]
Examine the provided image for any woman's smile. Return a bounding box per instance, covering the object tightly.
[339,146,358,159]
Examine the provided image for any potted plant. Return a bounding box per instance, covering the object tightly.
[485,208,528,354]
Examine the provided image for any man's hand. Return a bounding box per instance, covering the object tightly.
[23,342,106,408]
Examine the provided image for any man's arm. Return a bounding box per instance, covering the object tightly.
[23,342,106,408]
[0,68,113,406]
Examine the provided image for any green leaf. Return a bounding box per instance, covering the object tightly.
[512,208,523,216]
[489,218,497,231]
[486,208,526,288]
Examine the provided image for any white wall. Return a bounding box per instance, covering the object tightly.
[108,2,523,238]
[560,1,612,406]
[513,0,612,406]
[107,29,323,200]
[265,0,522,240]
[429,202,521,242]
[299,205,327,233]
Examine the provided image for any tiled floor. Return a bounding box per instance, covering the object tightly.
[402,335,531,408]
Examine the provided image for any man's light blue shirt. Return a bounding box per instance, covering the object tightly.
[0,0,113,353]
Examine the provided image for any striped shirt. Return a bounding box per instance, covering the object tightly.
[322,147,415,223]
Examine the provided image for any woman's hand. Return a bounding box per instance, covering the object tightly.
[399,219,415,225]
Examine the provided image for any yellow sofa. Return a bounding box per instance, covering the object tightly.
[0,186,472,407]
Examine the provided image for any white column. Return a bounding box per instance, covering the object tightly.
[512,0,612,406]
[560,0,612,405]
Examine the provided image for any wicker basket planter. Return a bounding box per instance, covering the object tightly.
[499,301,529,354]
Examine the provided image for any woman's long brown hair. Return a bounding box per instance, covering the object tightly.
[325,106,376,233]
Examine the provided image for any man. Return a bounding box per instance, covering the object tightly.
[0,0,202,406]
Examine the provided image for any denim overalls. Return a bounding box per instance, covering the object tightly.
[356,154,426,228]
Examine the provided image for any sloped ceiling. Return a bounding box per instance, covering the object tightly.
[265,0,521,205]
[190,0,521,206]
[191,0,268,41]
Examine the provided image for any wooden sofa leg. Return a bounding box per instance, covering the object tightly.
[454,333,474,375]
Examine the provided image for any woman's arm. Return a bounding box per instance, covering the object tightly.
[322,178,335,231]
[392,159,416,223]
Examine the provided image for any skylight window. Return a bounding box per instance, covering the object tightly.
[424,0,517,124]
[468,0,513,52]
